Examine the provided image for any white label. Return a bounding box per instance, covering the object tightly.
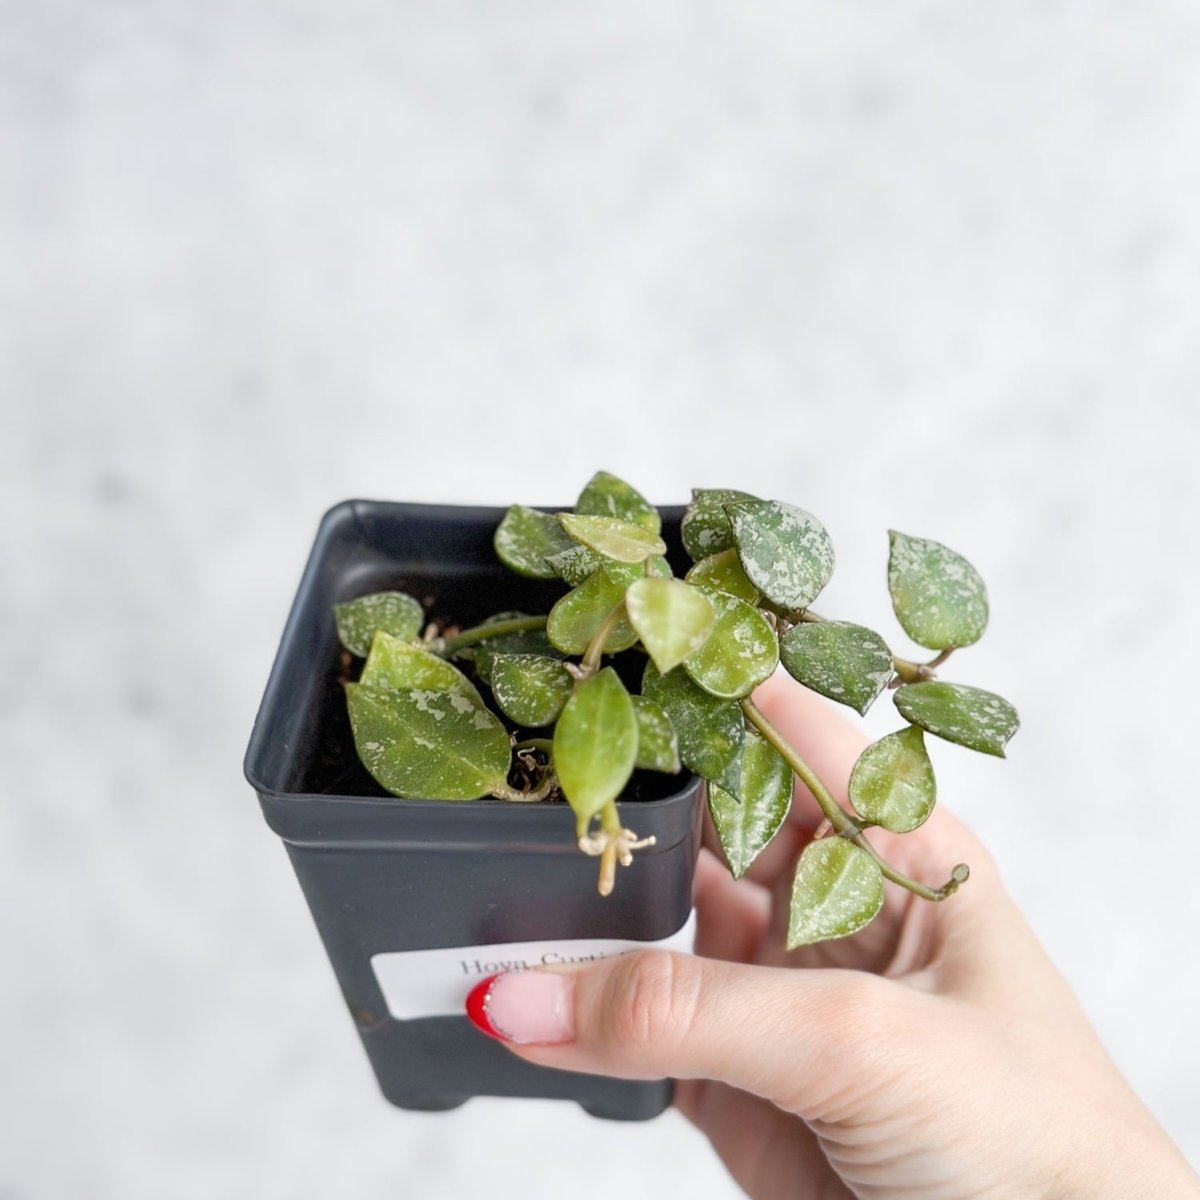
[372,911,697,1021]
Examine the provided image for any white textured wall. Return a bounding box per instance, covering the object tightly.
[3,3,1198,1196]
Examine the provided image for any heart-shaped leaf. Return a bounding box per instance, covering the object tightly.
[467,613,563,684]
[631,695,680,773]
[779,621,894,716]
[849,726,936,832]
[681,488,758,561]
[624,577,716,674]
[642,660,745,796]
[334,592,424,657]
[728,500,835,612]
[554,668,639,827]
[494,505,575,579]
[559,513,667,564]
[894,681,1019,757]
[546,566,640,655]
[575,471,661,533]
[362,632,486,707]
[685,548,761,603]
[707,730,793,878]
[683,589,779,699]
[346,682,511,801]
[887,531,988,650]
[547,544,606,586]
[788,838,884,949]
[489,653,573,727]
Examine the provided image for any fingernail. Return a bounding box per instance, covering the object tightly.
[465,971,575,1045]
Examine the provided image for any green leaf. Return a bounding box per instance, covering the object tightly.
[894,681,1019,757]
[346,682,511,801]
[848,726,936,833]
[489,654,573,727]
[546,566,640,656]
[683,589,779,699]
[467,613,562,685]
[887,530,989,650]
[681,488,758,561]
[641,660,745,796]
[624,577,716,674]
[707,730,792,878]
[362,633,486,708]
[559,513,667,564]
[631,695,680,773]
[494,505,576,579]
[727,499,835,612]
[334,592,424,657]
[554,668,639,826]
[788,839,884,949]
[575,471,661,534]
[547,544,606,586]
[685,548,761,603]
[779,621,894,716]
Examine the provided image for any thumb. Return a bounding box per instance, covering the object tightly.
[465,950,912,1114]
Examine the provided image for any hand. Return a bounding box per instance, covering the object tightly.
[466,673,1199,1199]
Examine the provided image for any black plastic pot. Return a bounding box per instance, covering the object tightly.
[244,500,704,1120]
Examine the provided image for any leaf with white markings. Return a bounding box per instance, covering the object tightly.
[547,566,639,655]
[559,513,667,563]
[779,621,894,716]
[625,577,716,674]
[727,499,835,612]
[468,614,562,685]
[547,544,606,586]
[708,730,792,878]
[575,471,661,533]
[894,681,1019,757]
[334,592,424,657]
[788,839,884,948]
[489,654,573,727]
[681,488,758,561]
[642,660,744,796]
[684,589,778,699]
[849,726,936,832]
[631,696,680,773]
[362,633,486,707]
[346,682,511,801]
[685,548,761,603]
[887,531,988,650]
[493,505,575,579]
[554,668,639,828]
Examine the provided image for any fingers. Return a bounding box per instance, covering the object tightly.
[470,948,913,1118]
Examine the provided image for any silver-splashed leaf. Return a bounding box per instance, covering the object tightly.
[894,681,1019,757]
[788,839,884,948]
[559,513,667,563]
[630,695,680,773]
[362,632,486,708]
[575,471,661,534]
[546,565,639,655]
[683,588,779,699]
[887,531,988,651]
[685,548,761,603]
[779,621,894,716]
[708,729,792,878]
[848,726,936,832]
[681,488,759,561]
[727,499,835,612]
[493,505,576,579]
[489,653,573,727]
[334,591,424,657]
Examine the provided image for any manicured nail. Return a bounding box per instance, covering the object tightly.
[465,971,575,1045]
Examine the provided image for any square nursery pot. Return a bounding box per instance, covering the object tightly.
[244,499,705,1120]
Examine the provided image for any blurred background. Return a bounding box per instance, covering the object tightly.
[3,1,1199,1196]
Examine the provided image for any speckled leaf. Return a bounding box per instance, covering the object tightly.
[779,621,894,716]
[554,668,639,827]
[727,500,835,612]
[346,682,511,801]
[489,654,573,727]
[631,695,680,773]
[849,726,936,832]
[334,592,424,657]
[362,633,486,708]
[681,488,759,561]
[788,839,884,949]
[546,566,640,656]
[642,660,745,796]
[559,513,667,564]
[887,531,989,650]
[493,505,575,579]
[575,471,661,534]
[684,589,779,699]
[468,613,562,685]
[894,681,1019,757]
[625,577,716,674]
[547,544,606,586]
[685,548,761,603]
[708,730,792,878]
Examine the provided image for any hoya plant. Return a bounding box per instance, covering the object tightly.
[334,473,1018,948]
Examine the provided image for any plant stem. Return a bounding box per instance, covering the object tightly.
[441,615,548,654]
[579,602,626,676]
[739,698,966,902]
[492,768,559,804]
[597,802,622,896]
[513,737,554,756]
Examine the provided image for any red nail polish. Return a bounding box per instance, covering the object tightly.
[465,974,506,1040]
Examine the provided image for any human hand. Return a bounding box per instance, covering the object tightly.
[465,673,1199,1199]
